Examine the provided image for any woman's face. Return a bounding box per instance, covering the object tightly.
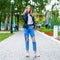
[26,7,31,13]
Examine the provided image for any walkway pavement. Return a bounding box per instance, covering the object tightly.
[0,30,60,60]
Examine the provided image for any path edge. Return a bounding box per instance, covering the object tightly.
[36,30,60,45]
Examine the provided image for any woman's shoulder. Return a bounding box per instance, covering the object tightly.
[22,13,28,16]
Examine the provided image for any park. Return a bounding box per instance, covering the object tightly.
[0,0,60,60]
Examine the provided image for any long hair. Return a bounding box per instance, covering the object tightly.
[23,5,33,16]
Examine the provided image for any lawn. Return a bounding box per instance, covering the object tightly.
[0,33,13,42]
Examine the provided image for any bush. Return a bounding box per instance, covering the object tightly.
[58,31,60,36]
[40,27,53,32]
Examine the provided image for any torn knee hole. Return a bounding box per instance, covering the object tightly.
[25,37,29,40]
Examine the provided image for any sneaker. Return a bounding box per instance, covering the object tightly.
[33,53,36,57]
[26,52,29,57]
[33,53,40,57]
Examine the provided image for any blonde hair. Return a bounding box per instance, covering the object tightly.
[23,5,33,15]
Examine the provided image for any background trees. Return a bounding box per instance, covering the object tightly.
[0,0,60,31]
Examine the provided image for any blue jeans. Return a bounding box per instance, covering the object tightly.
[24,26,35,38]
[24,26,36,51]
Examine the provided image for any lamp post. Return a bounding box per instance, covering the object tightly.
[15,7,19,31]
[10,0,14,33]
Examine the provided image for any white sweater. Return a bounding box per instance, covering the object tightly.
[28,14,33,25]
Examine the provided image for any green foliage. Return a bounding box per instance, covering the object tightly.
[39,27,60,36]
[35,12,45,24]
[58,31,60,36]
[19,19,24,26]
[52,10,59,25]
[33,0,48,12]
[0,0,49,30]
[40,27,53,32]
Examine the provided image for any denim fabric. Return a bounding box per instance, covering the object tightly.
[24,26,35,38]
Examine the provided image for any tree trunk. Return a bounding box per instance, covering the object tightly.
[0,14,1,31]
[4,13,8,30]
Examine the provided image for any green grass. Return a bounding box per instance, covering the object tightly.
[0,33,13,42]
[58,31,60,36]
[39,27,53,32]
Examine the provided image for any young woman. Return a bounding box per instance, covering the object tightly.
[22,5,39,57]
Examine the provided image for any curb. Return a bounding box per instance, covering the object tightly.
[36,30,60,45]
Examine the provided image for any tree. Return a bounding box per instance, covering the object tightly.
[0,0,49,31]
[0,0,10,30]
[51,2,60,27]
[33,0,48,13]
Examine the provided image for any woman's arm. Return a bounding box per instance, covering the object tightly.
[22,13,28,21]
[32,16,36,29]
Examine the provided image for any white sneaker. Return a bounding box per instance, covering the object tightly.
[33,53,40,57]
[26,52,29,57]
[33,53,36,57]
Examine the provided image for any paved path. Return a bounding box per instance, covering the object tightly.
[0,30,60,60]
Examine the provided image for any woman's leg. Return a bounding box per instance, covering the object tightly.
[25,37,29,53]
[32,37,37,53]
[24,28,29,55]
[29,26,37,53]
[30,27,37,57]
